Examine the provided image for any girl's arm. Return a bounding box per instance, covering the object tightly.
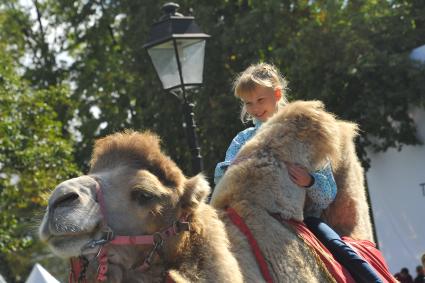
[214,136,244,185]
[214,128,256,185]
[305,163,337,216]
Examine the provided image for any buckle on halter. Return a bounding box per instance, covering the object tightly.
[82,228,114,251]
[84,238,108,250]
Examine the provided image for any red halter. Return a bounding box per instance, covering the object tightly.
[69,177,190,283]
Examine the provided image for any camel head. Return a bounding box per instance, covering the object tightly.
[211,100,341,221]
[39,131,211,280]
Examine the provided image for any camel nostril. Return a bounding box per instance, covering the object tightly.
[53,192,80,208]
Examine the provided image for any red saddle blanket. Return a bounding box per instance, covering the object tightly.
[287,219,397,283]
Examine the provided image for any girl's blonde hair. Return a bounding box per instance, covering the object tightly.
[233,62,288,123]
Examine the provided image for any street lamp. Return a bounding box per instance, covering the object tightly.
[144,2,210,174]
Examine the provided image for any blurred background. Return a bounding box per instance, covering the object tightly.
[0,0,424,281]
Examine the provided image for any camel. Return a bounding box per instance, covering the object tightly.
[211,100,375,282]
[39,131,243,283]
[39,100,382,282]
[212,100,373,242]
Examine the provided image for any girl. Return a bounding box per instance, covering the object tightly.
[214,62,382,283]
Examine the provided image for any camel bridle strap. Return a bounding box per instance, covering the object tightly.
[95,180,190,246]
[226,207,274,283]
[69,177,191,283]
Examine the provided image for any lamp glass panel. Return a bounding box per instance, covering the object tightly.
[176,39,206,85]
[147,40,180,90]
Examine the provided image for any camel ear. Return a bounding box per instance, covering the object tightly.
[181,174,211,211]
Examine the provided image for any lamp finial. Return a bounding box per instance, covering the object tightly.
[161,3,183,19]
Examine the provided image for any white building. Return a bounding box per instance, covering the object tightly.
[366,45,425,274]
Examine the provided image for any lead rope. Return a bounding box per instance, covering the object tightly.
[94,182,109,282]
[96,246,108,281]
[69,257,88,283]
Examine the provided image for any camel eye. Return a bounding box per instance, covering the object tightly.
[131,190,154,205]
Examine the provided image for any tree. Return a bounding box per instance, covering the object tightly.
[0,43,79,282]
[280,0,425,166]
[4,0,425,176]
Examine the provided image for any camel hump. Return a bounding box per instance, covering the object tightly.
[242,100,373,240]
[270,100,372,240]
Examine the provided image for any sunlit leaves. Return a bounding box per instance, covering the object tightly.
[0,46,79,281]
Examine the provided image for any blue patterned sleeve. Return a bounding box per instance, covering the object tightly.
[214,134,246,185]
[305,163,337,216]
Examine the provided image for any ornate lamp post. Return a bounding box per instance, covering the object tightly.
[144,2,210,174]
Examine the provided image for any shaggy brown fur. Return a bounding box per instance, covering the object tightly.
[39,131,243,283]
[239,100,373,240]
[322,121,374,240]
[90,130,185,188]
[211,100,374,281]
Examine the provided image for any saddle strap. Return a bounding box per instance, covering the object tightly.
[226,207,274,283]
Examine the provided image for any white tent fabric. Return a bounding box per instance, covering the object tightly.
[366,107,425,274]
[25,263,59,283]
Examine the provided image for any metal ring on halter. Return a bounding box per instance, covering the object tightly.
[81,228,114,251]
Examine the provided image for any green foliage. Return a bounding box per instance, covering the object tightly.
[268,0,425,166]
[0,44,79,281]
[3,0,424,176]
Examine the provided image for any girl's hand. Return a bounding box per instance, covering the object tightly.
[286,162,314,188]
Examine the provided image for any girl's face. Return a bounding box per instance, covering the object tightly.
[241,85,279,122]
